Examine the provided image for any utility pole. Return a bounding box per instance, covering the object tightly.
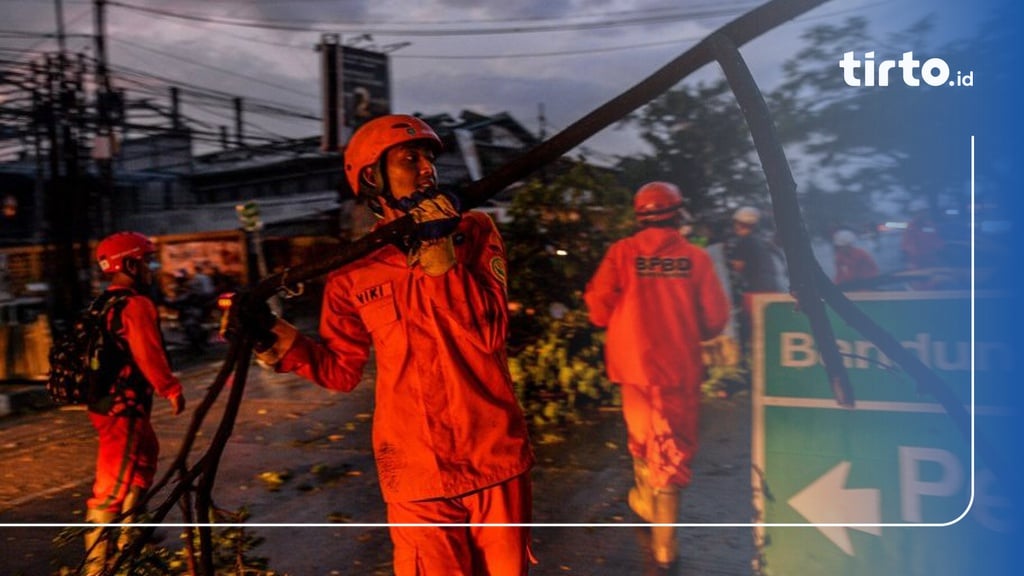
[31,62,46,244]
[54,0,67,57]
[318,33,342,152]
[170,86,181,131]
[93,0,110,102]
[233,97,244,146]
[537,102,548,183]
[92,0,115,238]
[42,46,84,327]
[537,102,547,141]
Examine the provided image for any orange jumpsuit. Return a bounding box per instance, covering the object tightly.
[834,245,879,285]
[276,212,534,575]
[585,227,730,488]
[88,288,183,514]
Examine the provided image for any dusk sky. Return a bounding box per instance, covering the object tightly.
[0,0,986,160]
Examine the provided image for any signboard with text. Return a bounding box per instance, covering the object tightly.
[342,45,391,130]
[752,292,1012,576]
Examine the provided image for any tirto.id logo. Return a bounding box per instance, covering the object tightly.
[839,51,974,87]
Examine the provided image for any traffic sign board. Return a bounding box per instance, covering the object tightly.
[752,292,1012,575]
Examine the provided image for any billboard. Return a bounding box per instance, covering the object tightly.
[320,37,392,151]
[342,45,392,130]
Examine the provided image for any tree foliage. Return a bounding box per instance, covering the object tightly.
[767,14,985,232]
[501,160,633,321]
[498,160,633,424]
[614,12,997,237]
[616,80,769,229]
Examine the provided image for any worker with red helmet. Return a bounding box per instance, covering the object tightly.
[584,182,730,568]
[85,231,186,575]
[227,114,534,575]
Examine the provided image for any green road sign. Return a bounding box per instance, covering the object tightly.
[752,292,1012,576]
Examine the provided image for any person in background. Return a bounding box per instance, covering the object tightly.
[727,206,780,298]
[901,207,947,289]
[188,262,216,304]
[85,232,186,575]
[226,114,535,575]
[584,182,731,568]
[726,205,781,364]
[832,229,879,286]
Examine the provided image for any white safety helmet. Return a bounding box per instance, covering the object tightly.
[833,229,857,247]
[733,206,761,225]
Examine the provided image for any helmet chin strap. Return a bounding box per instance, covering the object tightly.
[364,163,388,219]
[367,160,461,217]
[385,188,461,214]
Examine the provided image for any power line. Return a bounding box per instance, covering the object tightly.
[193,1,750,26]
[106,0,758,37]
[0,3,92,64]
[109,36,319,103]
[76,53,321,119]
[394,35,705,60]
[0,29,92,38]
[114,7,316,51]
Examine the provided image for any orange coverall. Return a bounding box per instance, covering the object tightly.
[834,245,880,285]
[275,211,534,575]
[585,227,730,488]
[88,288,183,513]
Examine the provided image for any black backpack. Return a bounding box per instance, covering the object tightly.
[46,292,131,406]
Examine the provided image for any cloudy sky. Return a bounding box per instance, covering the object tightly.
[0,0,985,160]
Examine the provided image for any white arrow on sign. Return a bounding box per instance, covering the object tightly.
[788,461,882,556]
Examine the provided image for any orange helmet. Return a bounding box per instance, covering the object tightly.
[96,231,155,274]
[634,181,685,223]
[343,114,442,195]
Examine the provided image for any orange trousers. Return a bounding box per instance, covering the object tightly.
[87,413,158,514]
[387,473,534,576]
[621,382,699,489]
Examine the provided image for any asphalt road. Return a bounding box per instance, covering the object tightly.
[0,342,756,576]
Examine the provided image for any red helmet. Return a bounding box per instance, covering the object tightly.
[96,231,155,274]
[343,114,443,195]
[634,182,685,222]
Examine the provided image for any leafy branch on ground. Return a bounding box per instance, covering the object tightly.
[53,506,279,576]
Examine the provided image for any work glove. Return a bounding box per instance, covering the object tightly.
[405,190,462,276]
[407,189,462,241]
[218,291,277,351]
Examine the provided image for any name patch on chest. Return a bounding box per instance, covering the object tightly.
[356,282,393,306]
[635,256,692,277]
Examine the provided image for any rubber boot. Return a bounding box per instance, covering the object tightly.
[84,508,116,576]
[118,486,145,552]
[628,458,654,522]
[651,488,681,568]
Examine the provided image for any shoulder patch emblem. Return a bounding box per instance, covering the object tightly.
[489,257,507,291]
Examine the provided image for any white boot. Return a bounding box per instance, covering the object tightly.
[651,488,681,568]
[84,508,116,576]
[117,486,145,552]
[628,458,654,522]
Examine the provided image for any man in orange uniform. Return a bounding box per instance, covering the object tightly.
[584,182,730,568]
[86,231,187,575]
[233,114,534,575]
